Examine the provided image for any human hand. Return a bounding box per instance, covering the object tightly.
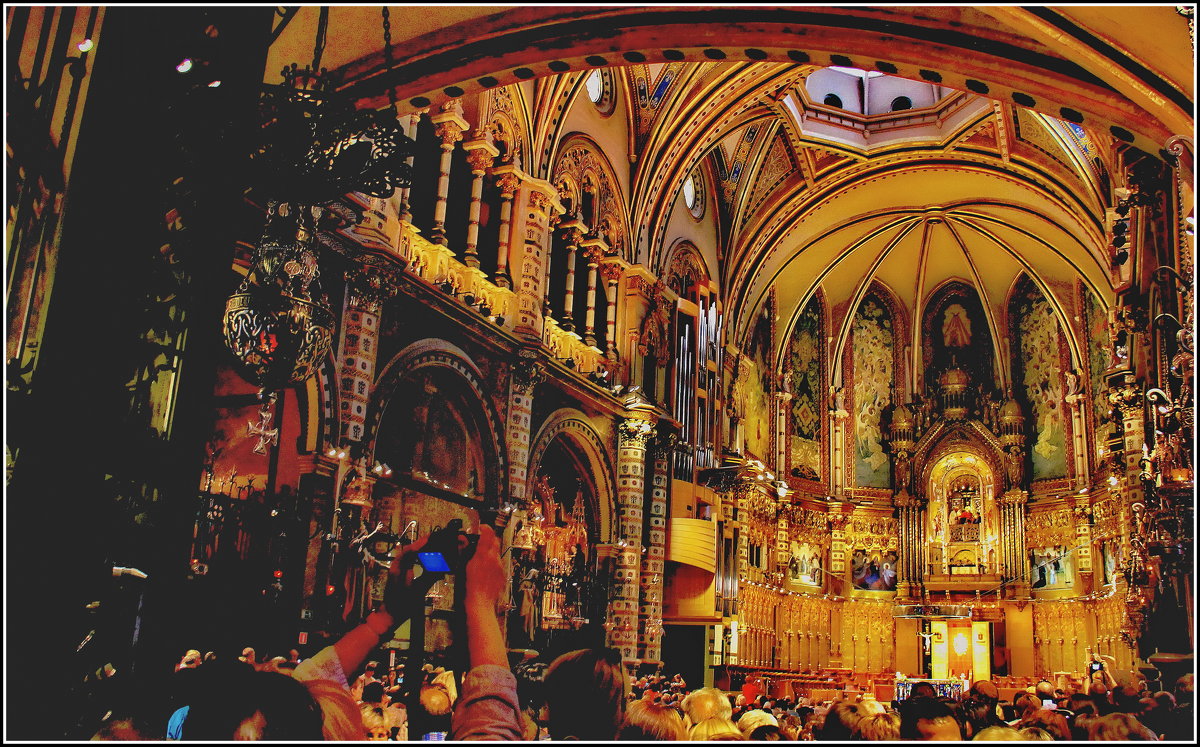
[464,526,505,611]
[382,534,429,622]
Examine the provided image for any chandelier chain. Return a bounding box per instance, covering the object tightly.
[382,7,396,106]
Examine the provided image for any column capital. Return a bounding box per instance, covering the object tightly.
[599,257,625,283]
[618,414,656,449]
[464,139,499,173]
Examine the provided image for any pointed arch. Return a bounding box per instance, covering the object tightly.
[550,133,631,261]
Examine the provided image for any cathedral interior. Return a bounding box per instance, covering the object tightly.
[6,5,1196,736]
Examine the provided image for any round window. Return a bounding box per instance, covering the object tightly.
[891,96,913,111]
[823,93,843,108]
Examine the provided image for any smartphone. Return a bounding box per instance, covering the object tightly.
[417,552,453,573]
[1041,699,1057,709]
[1089,661,1103,673]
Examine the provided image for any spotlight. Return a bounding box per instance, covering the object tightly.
[77,39,94,52]
[207,80,221,88]
[176,58,194,73]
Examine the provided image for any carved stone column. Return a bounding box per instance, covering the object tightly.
[491,170,521,288]
[429,102,468,246]
[639,430,675,663]
[600,259,623,360]
[581,241,607,348]
[398,111,424,222]
[339,267,395,443]
[1000,490,1030,596]
[895,491,924,600]
[462,134,499,268]
[559,221,584,332]
[611,412,655,660]
[507,354,543,505]
[513,184,563,342]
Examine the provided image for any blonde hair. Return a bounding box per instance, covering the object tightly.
[689,716,742,741]
[620,698,687,741]
[973,725,1027,740]
[682,687,733,724]
[419,685,453,717]
[853,712,900,741]
[1019,726,1055,740]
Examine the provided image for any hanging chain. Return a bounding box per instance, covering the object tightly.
[312,6,329,73]
[382,6,396,106]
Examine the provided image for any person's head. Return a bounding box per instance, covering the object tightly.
[1151,690,1176,711]
[1174,672,1193,703]
[620,698,687,741]
[1087,711,1160,740]
[900,697,963,741]
[853,712,901,740]
[1070,713,1097,741]
[1017,709,1069,741]
[184,666,325,741]
[544,648,626,741]
[1013,692,1041,720]
[419,685,452,717]
[1034,680,1055,700]
[1068,693,1096,716]
[1018,726,1054,740]
[738,708,779,737]
[688,716,743,741]
[911,681,938,700]
[969,680,1000,704]
[682,686,734,726]
[972,725,1026,740]
[360,705,390,741]
[1090,681,1109,699]
[287,648,300,662]
[815,699,863,740]
[360,681,386,705]
[749,724,784,740]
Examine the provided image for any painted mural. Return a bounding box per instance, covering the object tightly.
[1084,290,1113,448]
[744,303,773,459]
[852,296,893,488]
[1029,545,1074,590]
[1013,284,1068,479]
[788,297,823,480]
[787,541,824,588]
[852,548,899,591]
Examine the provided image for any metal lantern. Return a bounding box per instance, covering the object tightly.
[223,202,334,390]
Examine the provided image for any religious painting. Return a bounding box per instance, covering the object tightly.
[788,296,823,481]
[1084,290,1114,447]
[1099,540,1118,587]
[744,299,773,459]
[851,548,899,591]
[1029,545,1074,590]
[1012,281,1068,479]
[787,541,824,588]
[852,295,893,488]
[922,283,994,394]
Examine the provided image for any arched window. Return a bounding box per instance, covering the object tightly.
[584,68,615,115]
[682,171,705,219]
[585,69,604,103]
[891,96,913,111]
[823,93,843,108]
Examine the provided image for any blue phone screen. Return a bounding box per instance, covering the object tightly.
[418,552,452,572]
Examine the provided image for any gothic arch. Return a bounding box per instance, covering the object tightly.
[661,238,712,296]
[914,421,1008,492]
[527,408,617,544]
[550,133,631,261]
[367,339,507,503]
[920,279,1001,396]
[832,279,909,392]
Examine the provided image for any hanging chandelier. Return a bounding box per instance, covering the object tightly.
[223,7,414,395]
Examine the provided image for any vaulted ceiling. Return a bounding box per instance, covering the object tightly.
[265,6,1192,373]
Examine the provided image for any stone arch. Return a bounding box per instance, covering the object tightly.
[527,408,617,544]
[551,133,631,261]
[367,339,507,504]
[661,238,712,296]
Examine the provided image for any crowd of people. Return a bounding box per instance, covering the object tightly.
[84,526,1194,741]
